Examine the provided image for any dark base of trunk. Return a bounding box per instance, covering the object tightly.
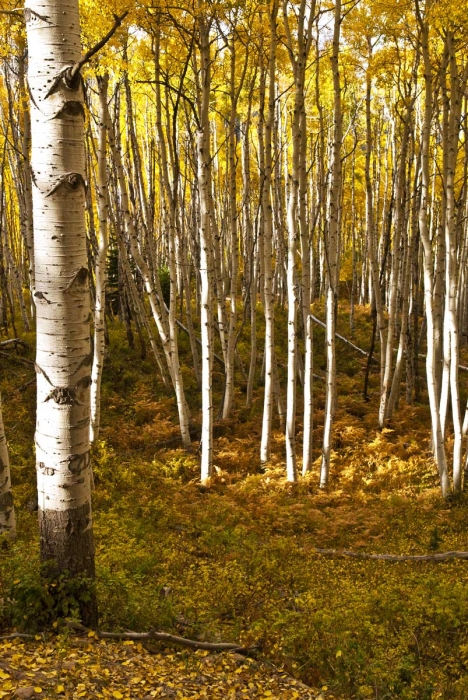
[39,503,98,628]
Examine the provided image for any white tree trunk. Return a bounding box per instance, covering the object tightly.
[320,0,342,488]
[90,75,110,444]
[25,0,97,621]
[197,17,215,482]
[0,393,16,538]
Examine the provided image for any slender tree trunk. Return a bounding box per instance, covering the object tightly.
[0,393,16,538]
[196,16,215,482]
[90,75,110,444]
[320,0,342,488]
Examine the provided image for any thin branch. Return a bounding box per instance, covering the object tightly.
[0,338,28,349]
[68,11,129,82]
[310,314,376,361]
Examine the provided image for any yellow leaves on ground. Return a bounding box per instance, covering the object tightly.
[0,639,335,699]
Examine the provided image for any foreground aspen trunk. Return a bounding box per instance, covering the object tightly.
[25,0,97,623]
[0,393,16,538]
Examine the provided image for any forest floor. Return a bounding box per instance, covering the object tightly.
[2,304,468,699]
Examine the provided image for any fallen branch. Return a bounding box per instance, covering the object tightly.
[0,338,29,349]
[0,629,252,655]
[310,315,377,361]
[98,630,251,654]
[176,317,225,367]
[315,548,468,562]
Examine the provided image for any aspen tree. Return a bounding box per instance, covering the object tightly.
[320,0,342,488]
[25,0,97,621]
[259,1,278,465]
[243,82,257,409]
[221,21,248,419]
[364,39,386,393]
[0,393,15,538]
[379,87,414,426]
[195,12,215,482]
[414,0,450,496]
[439,32,467,492]
[282,0,315,478]
[104,94,192,449]
[90,74,110,444]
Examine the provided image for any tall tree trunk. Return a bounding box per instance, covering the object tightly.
[0,392,16,538]
[196,15,215,482]
[90,74,110,444]
[25,0,97,624]
[320,0,342,488]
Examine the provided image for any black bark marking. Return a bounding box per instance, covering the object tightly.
[65,453,89,475]
[44,386,76,405]
[35,363,53,385]
[0,491,13,510]
[65,267,88,292]
[45,172,86,198]
[38,462,55,476]
[34,291,51,304]
[75,375,91,389]
[53,101,85,119]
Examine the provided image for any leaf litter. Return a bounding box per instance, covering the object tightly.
[0,639,337,699]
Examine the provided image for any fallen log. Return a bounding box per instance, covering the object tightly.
[99,630,251,654]
[0,628,252,655]
[315,548,468,562]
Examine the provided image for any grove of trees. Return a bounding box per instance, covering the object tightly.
[1,0,468,639]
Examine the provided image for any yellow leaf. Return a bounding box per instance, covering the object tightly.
[34,688,43,694]
[88,630,97,638]
[0,672,9,680]
[336,649,343,658]
[56,685,65,694]
[112,692,123,699]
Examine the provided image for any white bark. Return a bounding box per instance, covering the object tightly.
[104,97,191,448]
[320,0,342,488]
[259,5,278,465]
[0,393,16,538]
[90,75,110,444]
[196,16,215,482]
[25,0,96,605]
[415,0,450,496]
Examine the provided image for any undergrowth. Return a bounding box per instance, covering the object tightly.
[2,304,468,699]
